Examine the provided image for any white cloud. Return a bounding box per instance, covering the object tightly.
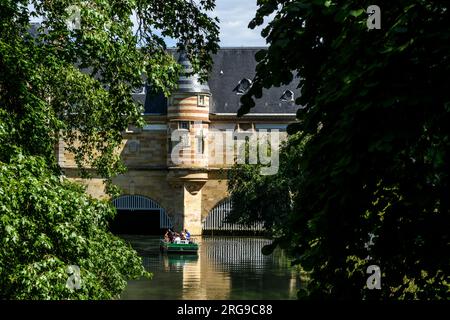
[213,0,269,47]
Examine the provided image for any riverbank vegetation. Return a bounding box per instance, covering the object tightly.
[229,0,449,299]
[0,0,219,299]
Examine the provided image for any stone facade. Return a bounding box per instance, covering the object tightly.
[58,48,297,235]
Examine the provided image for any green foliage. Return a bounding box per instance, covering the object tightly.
[228,133,307,235]
[0,0,219,299]
[234,0,450,299]
[0,154,150,299]
[1,0,219,181]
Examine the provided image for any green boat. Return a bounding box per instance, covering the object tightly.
[160,239,199,254]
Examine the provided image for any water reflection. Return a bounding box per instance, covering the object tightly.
[120,236,301,300]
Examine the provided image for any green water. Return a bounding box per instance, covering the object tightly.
[120,236,302,300]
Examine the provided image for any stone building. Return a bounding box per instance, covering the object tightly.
[59,48,298,235]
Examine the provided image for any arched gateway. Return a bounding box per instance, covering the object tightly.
[111,195,173,235]
[202,198,264,235]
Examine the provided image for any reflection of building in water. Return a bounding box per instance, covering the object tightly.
[202,237,301,299]
[121,237,301,300]
[181,237,278,299]
[181,236,231,300]
[289,269,301,299]
[202,237,274,272]
[181,257,206,299]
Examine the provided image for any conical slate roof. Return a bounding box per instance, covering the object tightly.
[176,51,210,94]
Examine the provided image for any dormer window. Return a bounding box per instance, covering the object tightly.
[131,84,146,95]
[280,90,294,102]
[233,78,253,95]
[198,95,207,107]
[238,123,253,131]
[131,83,146,106]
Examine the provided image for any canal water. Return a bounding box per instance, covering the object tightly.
[119,236,302,300]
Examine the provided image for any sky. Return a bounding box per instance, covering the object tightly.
[158,0,269,47]
[30,0,269,47]
[213,0,268,47]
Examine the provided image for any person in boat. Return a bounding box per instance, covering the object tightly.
[164,229,174,242]
[174,233,181,244]
[165,229,175,243]
[164,229,170,242]
[184,229,191,242]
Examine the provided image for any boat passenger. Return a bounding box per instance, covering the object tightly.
[184,229,191,242]
[168,229,175,242]
[164,229,170,242]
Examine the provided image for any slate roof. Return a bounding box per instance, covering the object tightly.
[144,47,300,115]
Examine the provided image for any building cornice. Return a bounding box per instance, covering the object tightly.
[209,113,296,122]
[142,114,168,122]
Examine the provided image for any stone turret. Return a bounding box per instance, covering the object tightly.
[167,51,211,235]
[167,51,210,169]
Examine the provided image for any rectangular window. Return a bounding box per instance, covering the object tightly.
[198,95,207,107]
[143,124,168,131]
[179,121,190,130]
[127,140,140,154]
[196,132,204,154]
[254,123,287,131]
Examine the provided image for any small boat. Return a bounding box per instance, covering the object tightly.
[160,239,199,254]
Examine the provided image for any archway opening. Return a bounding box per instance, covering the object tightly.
[110,195,172,235]
[202,198,265,236]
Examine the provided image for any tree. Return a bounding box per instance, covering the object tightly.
[0,153,147,299]
[0,0,219,299]
[232,0,450,299]
[227,133,307,236]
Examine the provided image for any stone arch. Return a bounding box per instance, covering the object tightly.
[134,192,180,231]
[202,197,232,232]
[200,178,229,221]
[202,197,264,235]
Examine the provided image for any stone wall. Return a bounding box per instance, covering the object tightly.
[58,115,294,235]
[112,169,183,227]
[121,130,167,168]
[201,171,229,222]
